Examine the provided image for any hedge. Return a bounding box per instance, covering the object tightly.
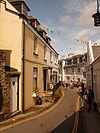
[54,86,62,102]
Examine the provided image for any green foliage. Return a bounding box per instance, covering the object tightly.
[34,86,39,93]
[54,86,62,102]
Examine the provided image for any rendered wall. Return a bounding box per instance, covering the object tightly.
[0,0,23,111]
[93,59,100,112]
[24,25,47,110]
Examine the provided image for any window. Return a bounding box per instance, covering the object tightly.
[77,78,80,82]
[79,56,83,63]
[65,60,68,65]
[65,68,68,74]
[77,67,80,73]
[44,46,47,60]
[67,76,70,80]
[68,60,72,65]
[50,51,52,62]
[34,36,38,54]
[83,72,86,78]
[33,67,38,92]
[55,56,58,65]
[73,58,77,64]
[71,68,74,73]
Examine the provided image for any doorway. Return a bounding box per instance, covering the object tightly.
[10,76,19,113]
[43,69,47,91]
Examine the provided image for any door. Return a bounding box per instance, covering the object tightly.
[10,77,18,113]
[43,69,47,91]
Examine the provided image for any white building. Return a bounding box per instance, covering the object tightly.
[58,53,87,84]
[86,41,100,112]
[47,44,59,88]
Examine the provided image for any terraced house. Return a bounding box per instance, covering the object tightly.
[0,0,58,118]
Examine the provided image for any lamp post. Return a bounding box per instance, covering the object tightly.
[92,0,100,26]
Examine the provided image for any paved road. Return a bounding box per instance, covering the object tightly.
[0,88,79,133]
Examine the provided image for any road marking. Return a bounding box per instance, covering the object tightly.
[0,90,64,132]
[72,96,80,133]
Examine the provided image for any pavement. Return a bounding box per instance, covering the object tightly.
[0,91,55,128]
[83,106,100,133]
[0,87,100,133]
[79,92,100,133]
[75,87,100,133]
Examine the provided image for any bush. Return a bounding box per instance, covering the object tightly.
[34,86,39,93]
[54,86,62,102]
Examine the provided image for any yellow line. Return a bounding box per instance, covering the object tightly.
[0,90,64,132]
[72,96,80,133]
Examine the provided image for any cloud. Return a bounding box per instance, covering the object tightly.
[76,1,96,26]
[74,29,90,38]
[60,15,71,24]
[63,0,95,14]
[63,0,81,13]
[73,29,90,41]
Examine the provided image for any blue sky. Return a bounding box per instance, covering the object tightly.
[26,0,100,57]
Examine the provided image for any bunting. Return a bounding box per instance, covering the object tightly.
[40,25,60,34]
[73,39,89,45]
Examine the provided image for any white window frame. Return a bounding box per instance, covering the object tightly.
[44,45,47,60]
[33,67,38,92]
[34,36,38,55]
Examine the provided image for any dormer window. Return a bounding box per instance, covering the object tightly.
[46,36,51,44]
[43,31,46,39]
[29,16,40,29]
[9,0,30,17]
[39,28,47,40]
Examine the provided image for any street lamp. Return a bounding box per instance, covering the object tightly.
[92,0,100,26]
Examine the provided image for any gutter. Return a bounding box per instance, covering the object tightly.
[22,21,25,113]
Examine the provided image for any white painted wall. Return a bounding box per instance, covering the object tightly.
[47,47,59,84]
[92,58,100,112]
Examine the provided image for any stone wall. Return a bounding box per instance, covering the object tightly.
[0,51,10,120]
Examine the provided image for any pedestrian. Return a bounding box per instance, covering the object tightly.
[84,82,86,90]
[87,86,94,112]
[83,91,87,106]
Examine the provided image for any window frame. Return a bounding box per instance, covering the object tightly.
[33,67,38,92]
[44,45,47,61]
[34,36,38,55]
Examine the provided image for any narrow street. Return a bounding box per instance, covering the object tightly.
[0,88,83,133]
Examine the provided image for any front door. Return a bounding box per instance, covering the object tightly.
[10,77,18,113]
[43,69,47,91]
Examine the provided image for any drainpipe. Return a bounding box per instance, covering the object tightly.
[22,21,25,113]
[91,66,93,91]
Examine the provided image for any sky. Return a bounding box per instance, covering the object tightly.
[26,0,100,57]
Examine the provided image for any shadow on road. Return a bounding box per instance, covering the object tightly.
[50,112,75,133]
[50,109,87,133]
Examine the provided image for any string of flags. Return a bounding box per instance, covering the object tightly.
[73,39,89,45]
[40,25,88,54]
[40,25,60,35]
[73,38,90,49]
[57,39,87,55]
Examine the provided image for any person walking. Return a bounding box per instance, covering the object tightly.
[83,90,87,106]
[87,86,94,112]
